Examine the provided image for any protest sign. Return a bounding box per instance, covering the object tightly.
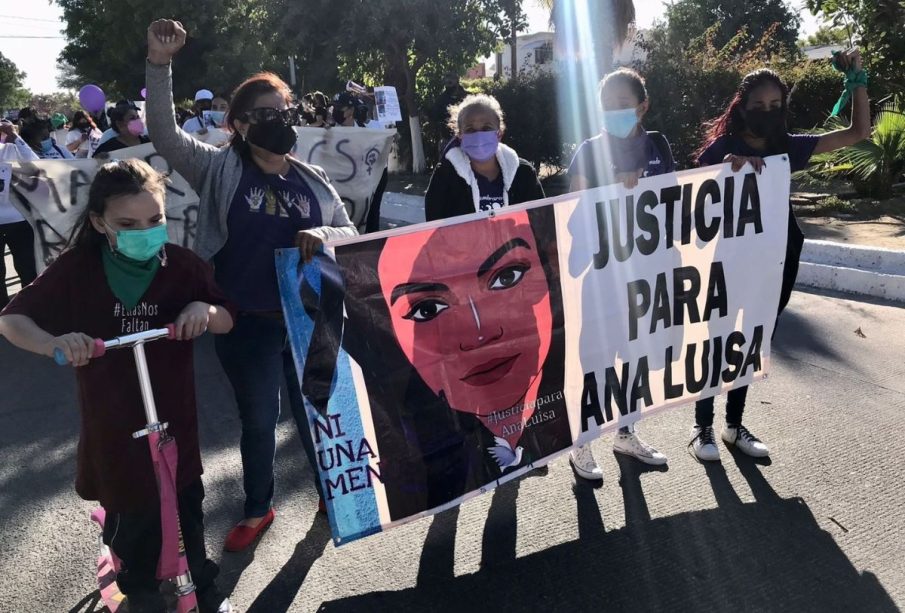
[294,127,395,229]
[9,143,199,270]
[276,155,792,545]
[374,87,403,124]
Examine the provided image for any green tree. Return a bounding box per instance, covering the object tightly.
[801,24,852,47]
[278,0,505,172]
[56,0,282,102]
[0,52,31,111]
[664,0,801,57]
[806,0,905,98]
[28,92,81,117]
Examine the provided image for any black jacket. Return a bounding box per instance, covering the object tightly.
[425,143,545,222]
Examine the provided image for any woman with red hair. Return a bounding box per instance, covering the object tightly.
[145,19,357,552]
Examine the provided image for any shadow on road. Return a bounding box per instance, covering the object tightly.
[316,454,897,613]
[245,514,332,613]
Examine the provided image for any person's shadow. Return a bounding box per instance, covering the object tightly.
[317,451,896,612]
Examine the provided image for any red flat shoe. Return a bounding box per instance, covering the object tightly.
[224,508,275,552]
[318,498,327,514]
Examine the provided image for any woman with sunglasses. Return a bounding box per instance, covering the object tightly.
[145,19,357,552]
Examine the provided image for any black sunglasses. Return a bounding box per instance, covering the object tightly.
[241,106,301,125]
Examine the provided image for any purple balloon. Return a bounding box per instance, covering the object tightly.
[140,87,147,99]
[78,84,106,113]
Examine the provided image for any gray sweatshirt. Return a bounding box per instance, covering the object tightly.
[145,60,357,261]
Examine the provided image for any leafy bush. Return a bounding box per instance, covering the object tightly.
[785,61,846,131]
[804,97,905,199]
[422,70,571,172]
[639,21,850,167]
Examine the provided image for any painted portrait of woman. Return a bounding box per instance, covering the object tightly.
[306,205,571,521]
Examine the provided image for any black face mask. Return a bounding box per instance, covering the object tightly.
[246,119,297,155]
[745,108,785,138]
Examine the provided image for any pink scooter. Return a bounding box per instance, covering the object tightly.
[55,326,230,613]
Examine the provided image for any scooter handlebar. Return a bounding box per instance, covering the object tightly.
[53,325,175,365]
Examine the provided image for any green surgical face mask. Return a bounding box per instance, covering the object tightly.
[107,223,169,261]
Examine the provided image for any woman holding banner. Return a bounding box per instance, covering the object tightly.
[424,94,545,221]
[566,67,675,481]
[145,18,357,552]
[689,53,870,462]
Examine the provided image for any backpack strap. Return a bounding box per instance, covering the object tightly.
[646,131,674,168]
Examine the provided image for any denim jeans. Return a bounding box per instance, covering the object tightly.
[215,313,322,518]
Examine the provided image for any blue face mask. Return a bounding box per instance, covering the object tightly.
[40,138,55,153]
[111,224,169,261]
[207,111,226,127]
[601,108,639,139]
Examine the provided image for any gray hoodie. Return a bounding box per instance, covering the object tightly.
[145,61,357,261]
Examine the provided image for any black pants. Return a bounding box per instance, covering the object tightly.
[365,169,389,234]
[0,221,37,309]
[102,479,224,613]
[695,211,804,428]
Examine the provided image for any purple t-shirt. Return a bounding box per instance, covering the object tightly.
[215,164,323,311]
[698,134,820,172]
[475,172,505,212]
[568,130,676,189]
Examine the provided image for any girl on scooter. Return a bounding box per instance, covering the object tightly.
[0,159,235,613]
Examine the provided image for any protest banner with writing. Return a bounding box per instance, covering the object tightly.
[9,143,199,270]
[276,155,792,546]
[294,127,395,229]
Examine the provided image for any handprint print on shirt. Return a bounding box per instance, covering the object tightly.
[280,191,311,218]
[246,187,265,212]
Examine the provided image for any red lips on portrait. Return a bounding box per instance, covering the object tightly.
[461,354,520,387]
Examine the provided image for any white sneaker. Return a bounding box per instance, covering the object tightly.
[722,425,770,457]
[689,426,721,462]
[613,431,668,466]
[569,445,603,481]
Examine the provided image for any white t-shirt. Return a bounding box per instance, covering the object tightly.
[182,116,204,133]
[66,128,102,158]
[0,137,37,224]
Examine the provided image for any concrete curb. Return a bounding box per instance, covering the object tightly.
[798,240,905,303]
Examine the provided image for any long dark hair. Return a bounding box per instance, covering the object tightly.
[71,110,98,132]
[225,72,293,157]
[106,100,139,134]
[695,69,791,161]
[68,159,166,251]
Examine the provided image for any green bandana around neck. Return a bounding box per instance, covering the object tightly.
[101,245,161,311]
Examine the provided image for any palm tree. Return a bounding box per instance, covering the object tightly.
[503,0,521,79]
[537,0,636,142]
[536,0,636,76]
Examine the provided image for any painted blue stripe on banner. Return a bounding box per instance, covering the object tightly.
[276,248,382,545]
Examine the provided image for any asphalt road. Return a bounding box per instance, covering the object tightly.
[1,288,903,612]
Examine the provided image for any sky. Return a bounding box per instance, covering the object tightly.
[0,1,823,94]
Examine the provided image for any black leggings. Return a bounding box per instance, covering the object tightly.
[102,479,223,612]
[695,210,803,428]
[0,221,37,309]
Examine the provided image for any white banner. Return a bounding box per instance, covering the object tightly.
[277,155,791,545]
[294,127,395,229]
[9,143,199,271]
